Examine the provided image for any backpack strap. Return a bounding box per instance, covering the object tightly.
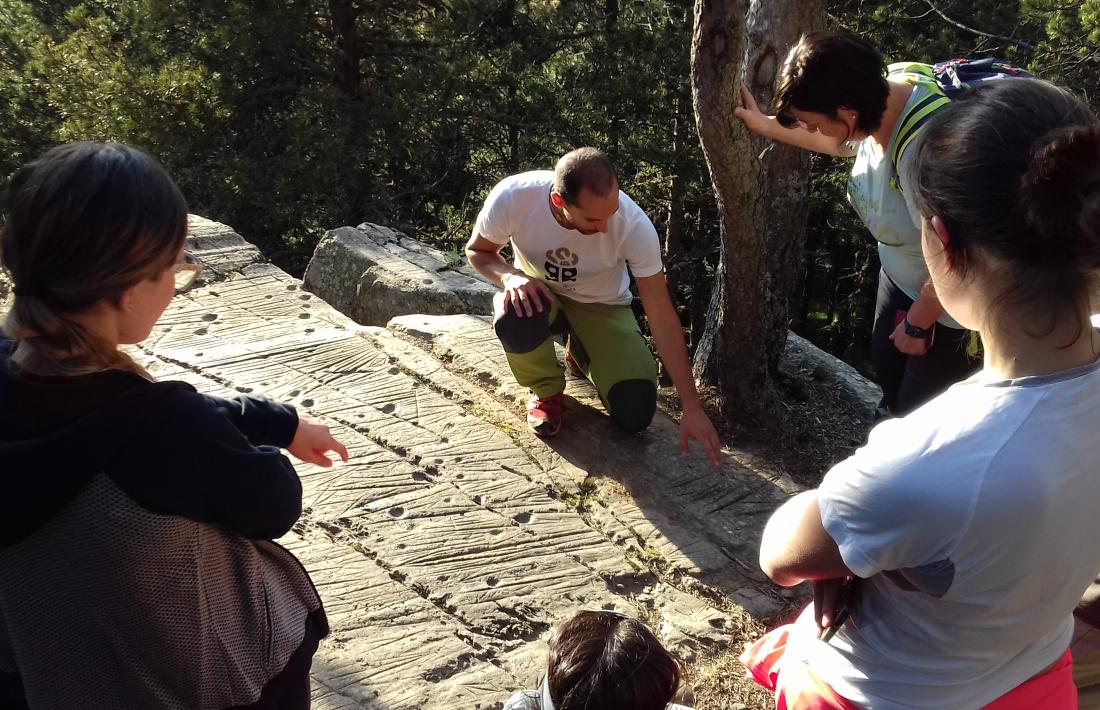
[886,62,952,188]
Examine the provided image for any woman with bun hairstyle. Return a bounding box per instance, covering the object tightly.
[735,31,979,417]
[744,79,1100,708]
[0,142,347,709]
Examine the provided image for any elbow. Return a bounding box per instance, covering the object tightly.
[465,248,487,269]
[758,515,810,587]
[759,551,804,588]
[239,458,304,539]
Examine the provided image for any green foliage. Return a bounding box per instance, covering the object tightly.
[794,0,1100,367]
[0,0,1095,368]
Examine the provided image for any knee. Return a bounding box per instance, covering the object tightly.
[606,379,657,433]
[494,304,551,354]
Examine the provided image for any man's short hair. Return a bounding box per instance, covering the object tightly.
[773,31,889,135]
[553,148,618,206]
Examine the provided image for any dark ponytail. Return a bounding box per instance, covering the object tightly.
[1,142,187,376]
[1018,123,1100,269]
[906,79,1100,340]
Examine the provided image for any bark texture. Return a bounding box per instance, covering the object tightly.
[691,0,824,418]
[328,0,363,97]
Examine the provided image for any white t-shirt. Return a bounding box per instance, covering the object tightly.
[848,81,961,329]
[800,356,1100,709]
[473,171,663,305]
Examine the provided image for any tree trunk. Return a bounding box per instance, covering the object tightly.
[744,0,823,349]
[690,0,823,418]
[604,0,619,32]
[328,0,362,97]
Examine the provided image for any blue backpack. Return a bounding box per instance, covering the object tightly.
[888,58,1032,183]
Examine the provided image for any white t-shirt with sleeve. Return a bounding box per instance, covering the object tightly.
[473,171,663,305]
[800,356,1100,709]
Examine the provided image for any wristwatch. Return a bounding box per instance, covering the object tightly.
[903,316,931,339]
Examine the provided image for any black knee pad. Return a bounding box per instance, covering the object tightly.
[494,307,552,354]
[606,379,657,433]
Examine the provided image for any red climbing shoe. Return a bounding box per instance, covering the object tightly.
[527,392,564,437]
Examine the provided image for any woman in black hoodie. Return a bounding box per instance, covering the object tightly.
[0,142,348,709]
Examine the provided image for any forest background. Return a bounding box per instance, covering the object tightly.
[2,0,1098,378]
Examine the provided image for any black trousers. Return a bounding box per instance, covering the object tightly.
[871,269,979,416]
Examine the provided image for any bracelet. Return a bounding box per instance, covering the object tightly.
[903,316,931,339]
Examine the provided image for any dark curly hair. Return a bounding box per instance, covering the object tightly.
[773,31,889,135]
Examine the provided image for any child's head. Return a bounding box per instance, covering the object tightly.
[773,31,889,137]
[2,142,187,374]
[905,79,1100,337]
[544,610,681,710]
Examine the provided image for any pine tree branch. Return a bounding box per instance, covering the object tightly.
[921,0,1036,52]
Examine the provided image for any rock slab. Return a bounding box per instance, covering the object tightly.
[302,223,497,327]
[129,216,784,709]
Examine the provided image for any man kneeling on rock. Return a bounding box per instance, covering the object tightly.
[465,147,721,465]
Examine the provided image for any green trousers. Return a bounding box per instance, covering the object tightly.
[492,291,658,432]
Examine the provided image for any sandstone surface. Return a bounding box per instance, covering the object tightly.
[302,223,496,327]
[122,216,800,709]
[303,224,881,418]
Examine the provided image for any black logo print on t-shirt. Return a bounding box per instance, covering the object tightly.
[544,247,579,283]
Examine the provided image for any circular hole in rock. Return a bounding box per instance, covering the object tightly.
[434,458,443,465]
[397,543,407,550]
[709,618,726,628]
[299,294,311,300]
[300,399,314,408]
[381,403,396,414]
[194,352,203,357]
[441,437,449,443]
[193,328,208,336]
[298,312,311,319]
[287,390,300,398]
[201,313,217,322]
[443,497,452,504]
[485,576,500,587]
[513,512,532,524]
[286,284,298,291]
[388,506,405,518]
[388,367,400,375]
[264,294,273,300]
[412,471,427,481]
[489,528,502,536]
[236,386,253,394]
[305,328,315,334]
[455,473,465,480]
